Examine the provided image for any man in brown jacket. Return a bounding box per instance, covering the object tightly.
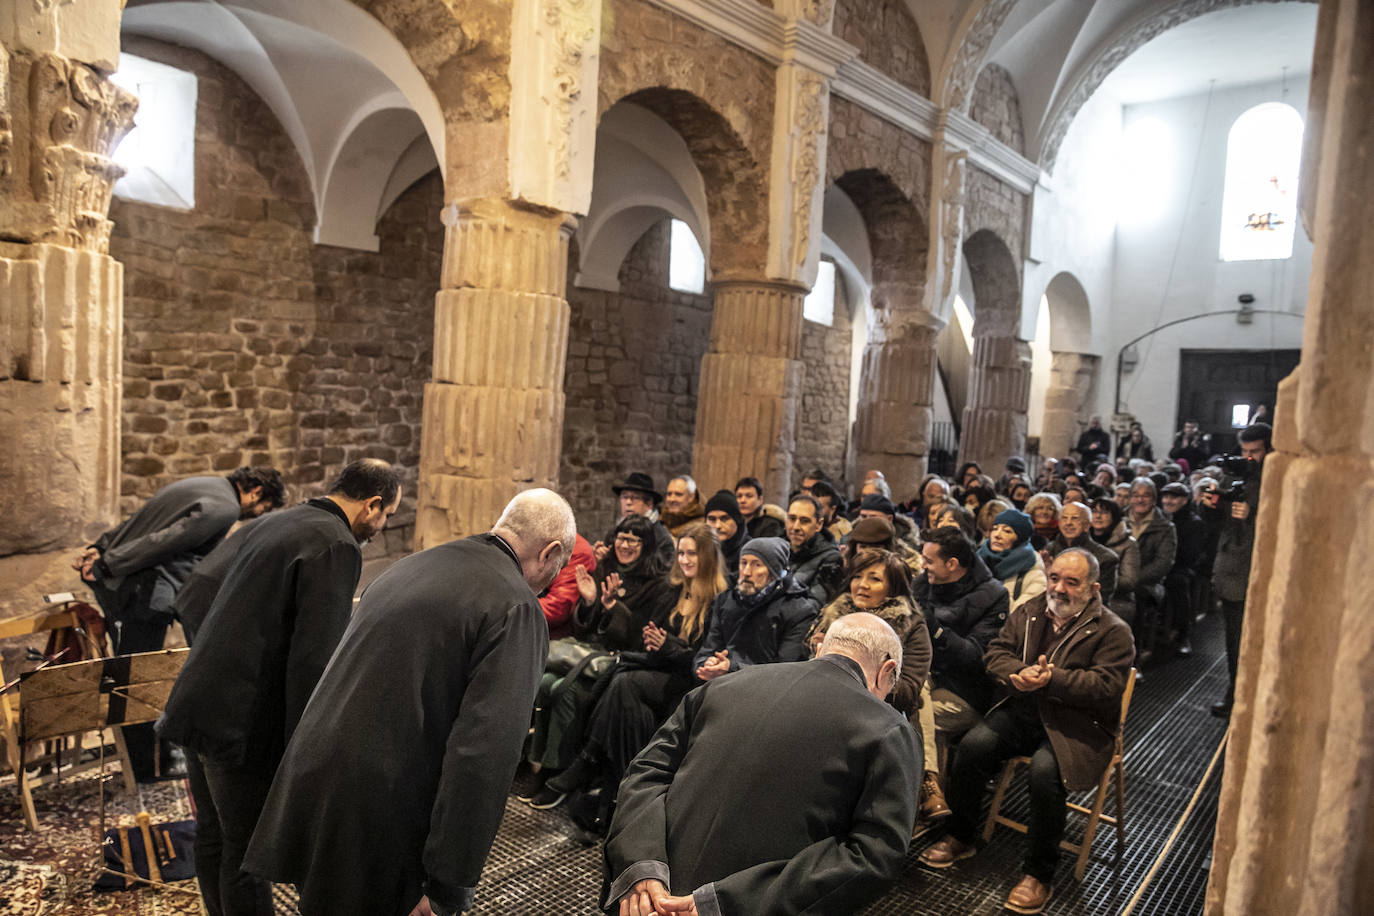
[918,549,1134,914]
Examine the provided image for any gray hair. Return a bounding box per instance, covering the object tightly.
[1129,478,1157,497]
[865,477,893,499]
[819,613,902,676]
[671,475,697,496]
[493,488,576,564]
[1053,547,1100,587]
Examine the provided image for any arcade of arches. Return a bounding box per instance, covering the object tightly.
[2,0,1372,912]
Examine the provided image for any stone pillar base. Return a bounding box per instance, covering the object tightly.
[853,324,938,500]
[959,335,1031,468]
[1039,352,1100,460]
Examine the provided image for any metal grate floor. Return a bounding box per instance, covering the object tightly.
[277,614,1231,916]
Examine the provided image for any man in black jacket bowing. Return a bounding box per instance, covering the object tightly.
[245,487,577,916]
[158,458,401,916]
[604,612,921,916]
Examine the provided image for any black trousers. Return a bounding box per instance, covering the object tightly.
[945,705,1068,885]
[1221,598,1246,705]
[190,754,276,916]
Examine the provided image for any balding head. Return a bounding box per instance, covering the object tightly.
[492,488,577,593]
[819,612,902,700]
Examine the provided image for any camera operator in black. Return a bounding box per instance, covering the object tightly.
[1199,423,1272,718]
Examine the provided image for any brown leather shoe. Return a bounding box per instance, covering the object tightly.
[920,771,952,820]
[1004,875,1053,914]
[918,835,976,869]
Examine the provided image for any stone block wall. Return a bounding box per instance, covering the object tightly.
[970,64,1025,154]
[795,272,854,495]
[833,0,931,97]
[965,165,1028,273]
[108,39,441,560]
[560,221,712,532]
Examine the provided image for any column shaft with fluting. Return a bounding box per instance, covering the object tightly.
[692,281,806,501]
[1206,0,1374,911]
[958,334,1031,469]
[416,198,575,548]
[1039,351,1100,460]
[853,323,938,500]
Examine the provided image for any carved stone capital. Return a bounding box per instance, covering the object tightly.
[0,49,136,253]
[775,0,837,30]
[767,62,829,285]
[924,138,969,317]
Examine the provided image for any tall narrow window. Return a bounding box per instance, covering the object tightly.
[1219,103,1303,262]
[668,219,705,293]
[803,260,836,326]
[110,54,198,210]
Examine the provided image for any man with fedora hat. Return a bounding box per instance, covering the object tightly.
[595,471,674,566]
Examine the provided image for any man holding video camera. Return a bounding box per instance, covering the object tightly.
[1200,423,1271,718]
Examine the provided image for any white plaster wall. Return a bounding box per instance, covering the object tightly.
[1027,296,1052,437]
[1108,76,1312,444]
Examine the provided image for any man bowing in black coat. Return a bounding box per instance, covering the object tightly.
[604,612,921,916]
[158,458,401,916]
[245,487,578,916]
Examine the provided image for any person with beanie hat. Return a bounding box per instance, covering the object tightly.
[692,536,819,680]
[976,509,1047,612]
[703,489,749,581]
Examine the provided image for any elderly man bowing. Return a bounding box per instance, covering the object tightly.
[244,489,577,916]
[604,613,922,916]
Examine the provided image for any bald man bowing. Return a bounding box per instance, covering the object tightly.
[245,489,576,916]
[604,613,922,916]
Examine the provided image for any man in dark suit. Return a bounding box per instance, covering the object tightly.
[604,613,921,916]
[75,465,285,780]
[158,459,400,916]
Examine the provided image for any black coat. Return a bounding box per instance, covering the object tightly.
[912,555,1009,714]
[244,534,548,916]
[602,656,920,915]
[693,575,818,673]
[746,513,786,541]
[90,476,242,623]
[1165,507,1210,585]
[170,516,265,644]
[1074,428,1112,461]
[1130,507,1178,598]
[789,533,845,606]
[157,499,361,770]
[1209,473,1261,601]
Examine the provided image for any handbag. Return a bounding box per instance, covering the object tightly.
[94,813,196,890]
[546,637,599,676]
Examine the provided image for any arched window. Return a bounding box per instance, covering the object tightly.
[668,219,705,293]
[110,54,198,210]
[1218,103,1303,262]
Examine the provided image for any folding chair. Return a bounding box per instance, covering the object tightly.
[981,667,1136,881]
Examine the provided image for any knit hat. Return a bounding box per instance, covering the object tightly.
[704,489,745,528]
[1006,456,1027,473]
[740,537,790,580]
[859,493,897,516]
[849,516,896,546]
[992,508,1034,546]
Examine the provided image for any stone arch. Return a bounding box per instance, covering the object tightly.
[1038,270,1101,459]
[940,0,1019,111]
[833,0,932,97]
[833,169,929,313]
[959,228,1030,467]
[1037,0,1315,173]
[970,63,1025,155]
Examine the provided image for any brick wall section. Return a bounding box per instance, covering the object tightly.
[108,39,440,560]
[964,165,1028,277]
[970,64,1026,155]
[560,221,713,532]
[833,0,931,97]
[795,272,854,494]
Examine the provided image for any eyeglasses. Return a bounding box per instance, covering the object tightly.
[614,535,643,547]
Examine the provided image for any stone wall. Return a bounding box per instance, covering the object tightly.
[827,97,931,216]
[559,220,712,532]
[833,0,931,97]
[108,39,441,560]
[970,64,1025,154]
[964,165,1028,273]
[795,272,854,494]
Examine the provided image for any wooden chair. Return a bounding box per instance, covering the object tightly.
[981,668,1137,881]
[0,606,135,830]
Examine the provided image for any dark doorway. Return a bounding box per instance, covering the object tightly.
[1176,349,1300,448]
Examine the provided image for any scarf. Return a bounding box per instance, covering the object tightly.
[977,539,1038,582]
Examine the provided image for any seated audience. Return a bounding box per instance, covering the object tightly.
[1074,416,1112,465]
[915,475,954,529]
[1113,482,1132,511]
[694,537,819,678]
[977,509,1047,612]
[976,498,1014,543]
[573,515,677,651]
[735,476,786,540]
[596,472,674,566]
[1159,482,1207,657]
[955,462,984,491]
[660,475,705,539]
[1125,479,1178,662]
[703,489,748,581]
[1046,501,1119,600]
[810,480,853,542]
[922,497,960,535]
[786,495,846,605]
[1118,422,1155,461]
[1008,479,1032,511]
[934,504,978,542]
[840,516,899,572]
[604,614,919,916]
[1089,497,1140,624]
[961,484,996,519]
[1024,492,1062,549]
[996,457,1028,494]
[539,533,596,640]
[920,550,1134,915]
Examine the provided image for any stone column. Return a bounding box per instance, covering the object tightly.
[0,12,136,614]
[1207,0,1374,912]
[958,334,1031,469]
[692,280,806,500]
[853,319,940,499]
[416,198,576,548]
[1039,351,1100,460]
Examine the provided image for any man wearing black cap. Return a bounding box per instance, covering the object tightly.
[703,489,748,581]
[997,457,1028,495]
[1159,482,1207,656]
[596,471,674,566]
[784,495,845,605]
[693,537,819,680]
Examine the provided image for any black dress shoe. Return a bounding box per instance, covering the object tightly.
[1210,701,1232,718]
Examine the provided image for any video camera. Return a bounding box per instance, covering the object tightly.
[1215,454,1256,503]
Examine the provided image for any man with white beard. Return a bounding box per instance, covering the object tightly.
[919,549,1134,915]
